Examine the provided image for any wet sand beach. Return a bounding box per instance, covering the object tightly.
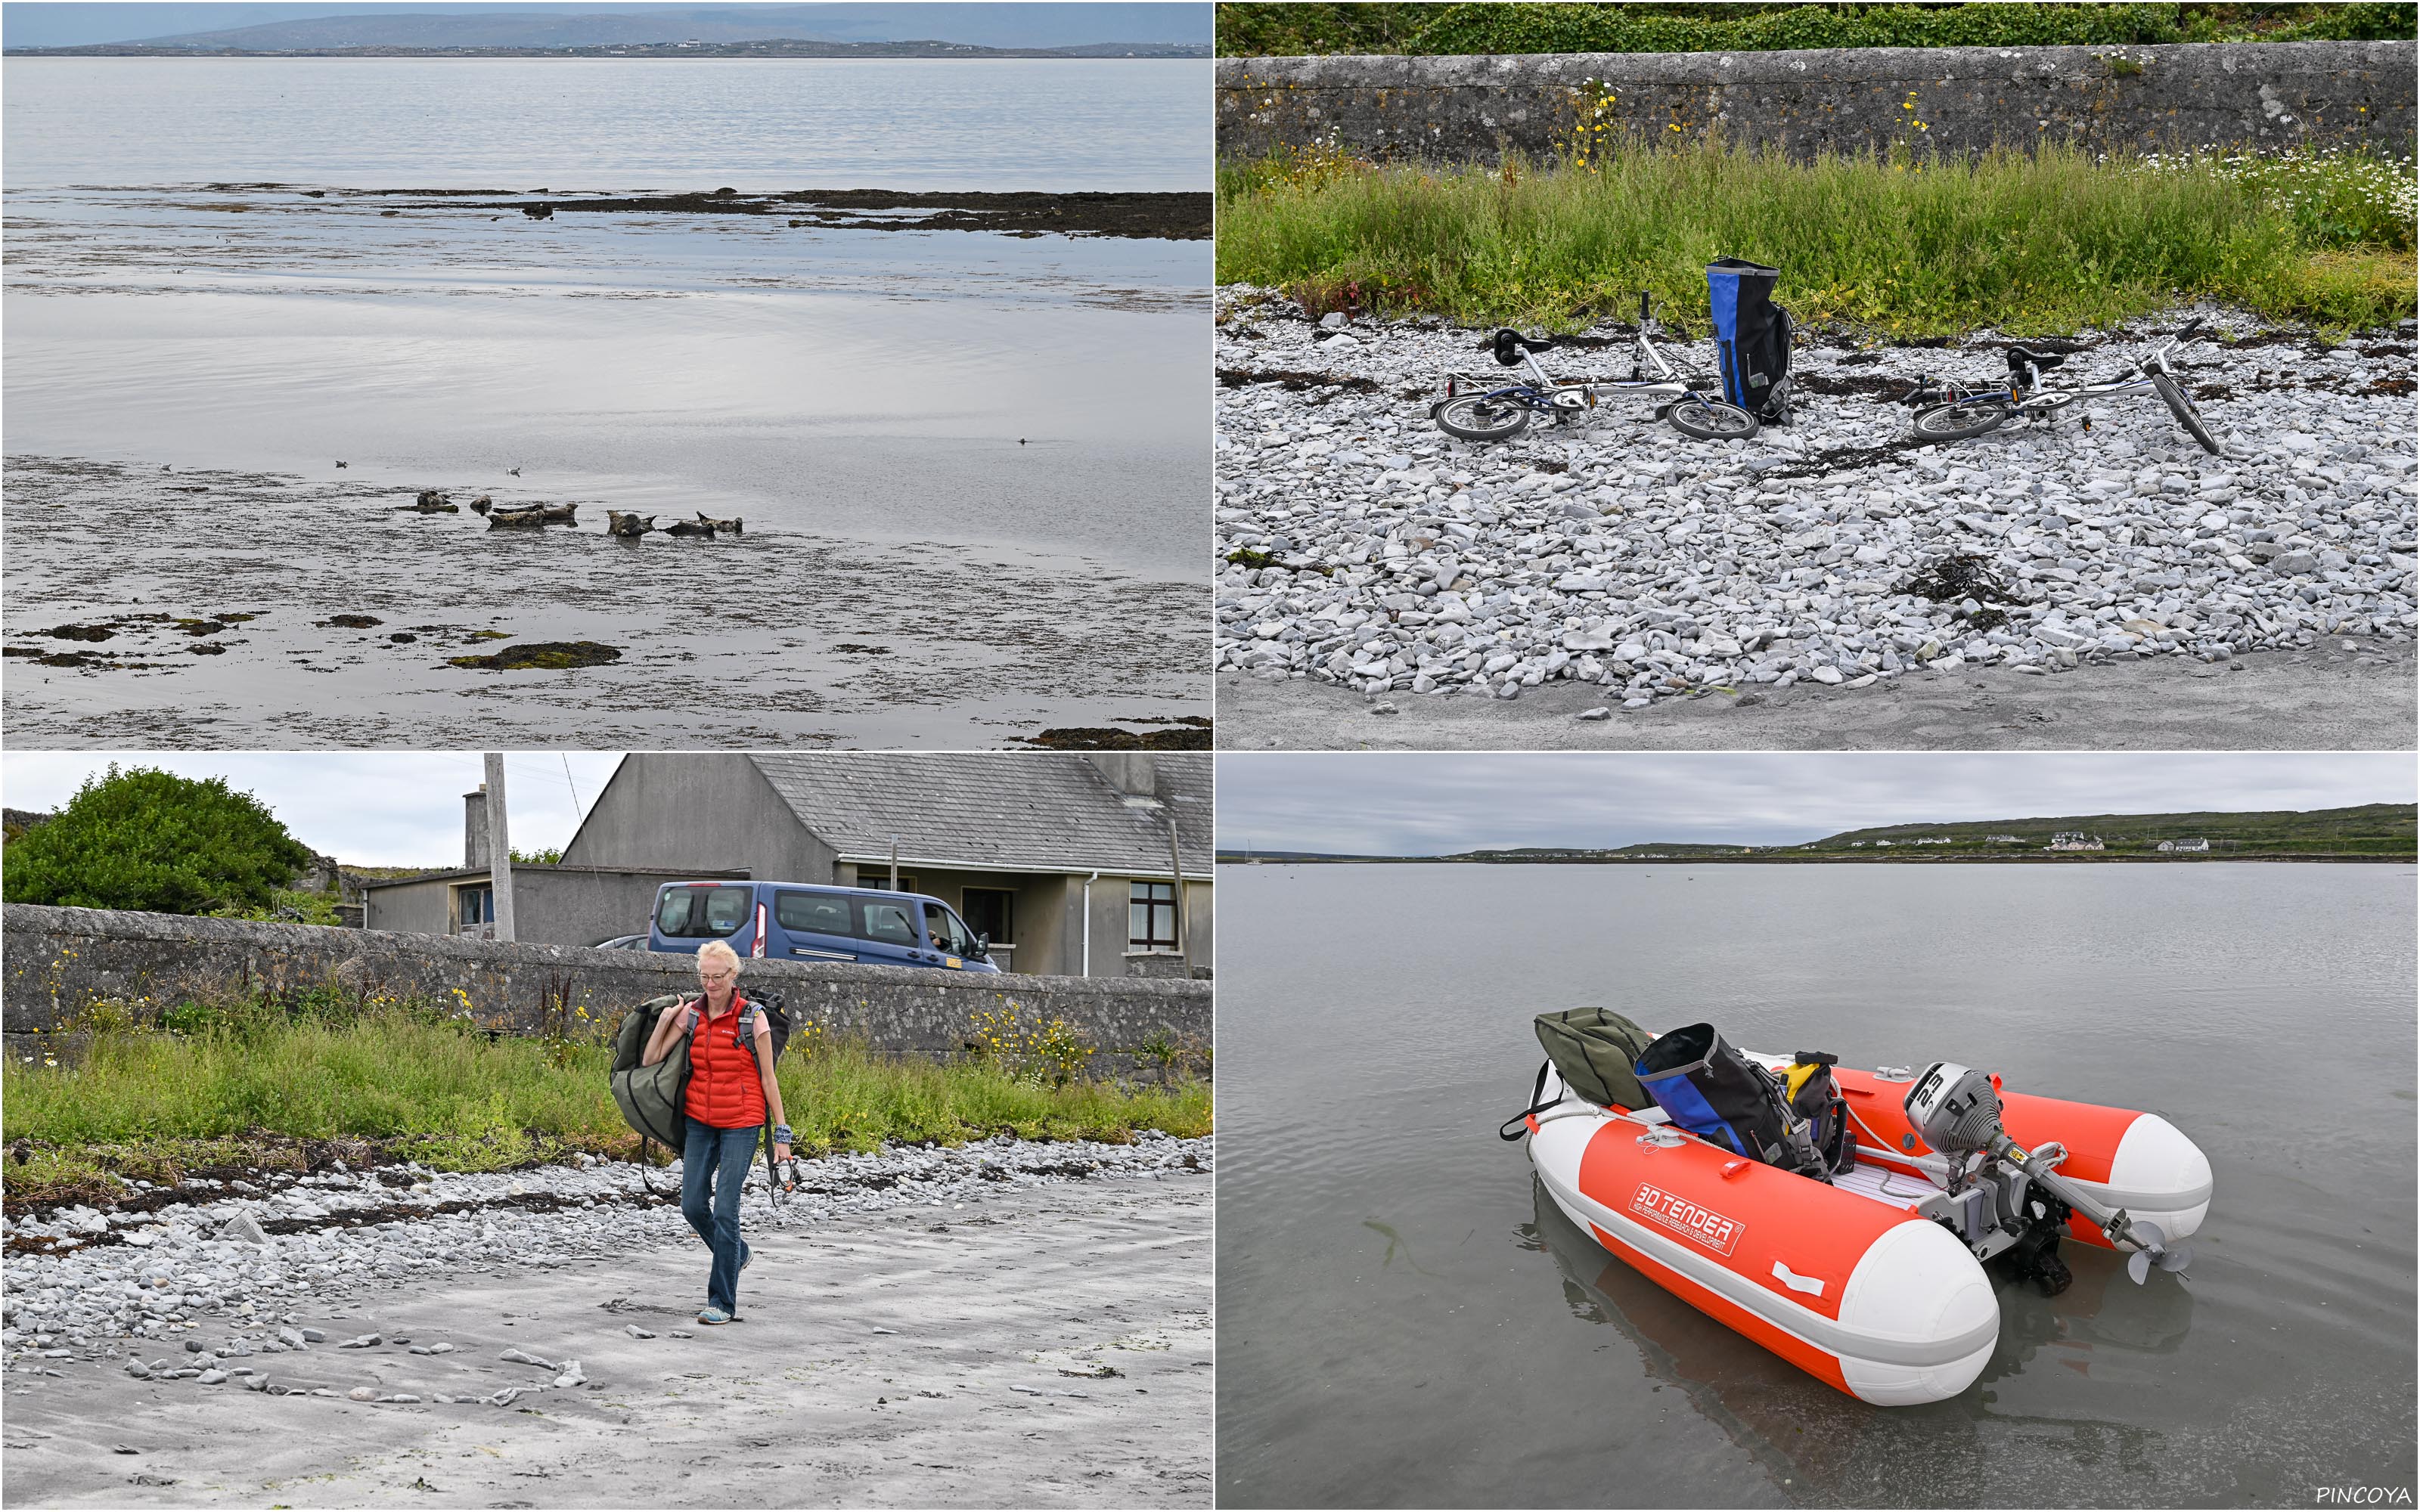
[5,455,1202,747]
[2,1170,1212,1509]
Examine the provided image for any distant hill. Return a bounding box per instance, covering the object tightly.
[1214,804,2416,863]
[17,3,1209,54]
[1805,804,2415,857]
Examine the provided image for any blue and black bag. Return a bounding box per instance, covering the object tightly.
[1706,258,1794,423]
[1635,1022,1829,1179]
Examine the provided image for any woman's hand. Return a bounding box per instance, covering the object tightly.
[774,1141,793,1163]
[640,996,696,1067]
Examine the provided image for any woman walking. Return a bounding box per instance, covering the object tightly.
[641,939,791,1324]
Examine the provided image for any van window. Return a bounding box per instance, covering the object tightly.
[657,885,751,938]
[927,905,976,956]
[859,900,917,945]
[774,890,853,937]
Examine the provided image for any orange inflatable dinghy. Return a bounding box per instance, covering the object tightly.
[1519,1047,2211,1406]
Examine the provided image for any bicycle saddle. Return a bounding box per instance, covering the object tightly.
[1491,329,1553,367]
[2003,345,2069,370]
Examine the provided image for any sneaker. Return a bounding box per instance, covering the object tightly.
[697,1307,733,1325]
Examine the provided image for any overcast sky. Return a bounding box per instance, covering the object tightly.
[4,3,675,46]
[1215,753,2420,855]
[1,2,1212,48]
[2,751,625,865]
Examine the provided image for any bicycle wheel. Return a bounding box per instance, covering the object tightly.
[1911,398,2015,442]
[2151,372,2221,455]
[1432,392,1533,442]
[1666,395,1759,441]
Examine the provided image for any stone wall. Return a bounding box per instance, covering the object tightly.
[1216,41,2416,166]
[2,904,1211,1079]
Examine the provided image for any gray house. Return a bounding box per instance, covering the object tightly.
[560,752,1211,977]
[362,789,743,947]
[365,753,1211,976]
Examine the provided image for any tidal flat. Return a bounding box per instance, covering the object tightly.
[2,59,1212,747]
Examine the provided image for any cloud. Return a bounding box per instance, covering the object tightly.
[1214,752,2419,855]
[2,752,624,866]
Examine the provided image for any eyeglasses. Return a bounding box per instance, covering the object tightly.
[698,968,737,983]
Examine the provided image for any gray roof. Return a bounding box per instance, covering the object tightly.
[746,754,1212,878]
[361,864,746,891]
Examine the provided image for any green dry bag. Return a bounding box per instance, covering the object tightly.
[1534,1006,1656,1111]
[610,993,692,1149]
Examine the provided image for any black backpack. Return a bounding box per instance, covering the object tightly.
[1783,1051,1857,1176]
[1635,1023,1831,1182]
[1707,258,1794,424]
[735,991,793,1063]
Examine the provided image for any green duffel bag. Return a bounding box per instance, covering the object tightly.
[1535,1005,1655,1110]
[610,993,693,1150]
[1498,1008,1656,1142]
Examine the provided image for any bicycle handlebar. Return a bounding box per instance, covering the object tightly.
[1491,328,1556,366]
[2141,316,2205,373]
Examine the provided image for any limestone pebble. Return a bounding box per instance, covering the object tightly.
[1215,288,2416,705]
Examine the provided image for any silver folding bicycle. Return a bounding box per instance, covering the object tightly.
[1906,318,2221,454]
[1430,292,1764,444]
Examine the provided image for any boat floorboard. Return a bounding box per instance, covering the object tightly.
[1832,1160,1938,1211]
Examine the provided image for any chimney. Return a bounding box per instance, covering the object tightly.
[464,787,489,869]
[1084,753,1158,799]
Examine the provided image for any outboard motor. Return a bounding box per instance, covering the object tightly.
[1906,1062,2193,1288]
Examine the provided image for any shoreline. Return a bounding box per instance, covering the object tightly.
[1218,630,2415,750]
[8,45,1212,60]
[1212,853,2413,865]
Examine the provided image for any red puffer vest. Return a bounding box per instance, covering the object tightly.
[682,996,768,1130]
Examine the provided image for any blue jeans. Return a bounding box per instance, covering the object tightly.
[680,1117,759,1315]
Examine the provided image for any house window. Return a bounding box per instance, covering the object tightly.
[1129,881,1177,951]
[961,888,1014,946]
[856,868,917,894]
[456,884,493,931]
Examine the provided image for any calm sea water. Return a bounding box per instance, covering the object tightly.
[1216,863,2418,1508]
[2,57,1209,189]
[2,59,1208,745]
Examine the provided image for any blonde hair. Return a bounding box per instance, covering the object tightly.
[696,940,742,974]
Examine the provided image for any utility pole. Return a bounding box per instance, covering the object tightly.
[889,837,899,891]
[483,752,517,943]
[1165,813,1188,966]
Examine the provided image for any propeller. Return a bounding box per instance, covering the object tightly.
[2122,1218,2193,1283]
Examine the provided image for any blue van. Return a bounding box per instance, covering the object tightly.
[647,880,1002,974]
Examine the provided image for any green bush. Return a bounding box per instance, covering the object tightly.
[1216,2,2419,56]
[1,765,315,916]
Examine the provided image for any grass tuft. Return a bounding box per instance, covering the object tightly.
[3,1005,1208,1207]
[1215,138,2418,336]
